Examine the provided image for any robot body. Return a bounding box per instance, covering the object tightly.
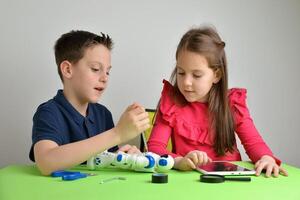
[87,151,174,173]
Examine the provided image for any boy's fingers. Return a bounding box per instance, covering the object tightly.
[125,103,143,112]
[140,123,151,132]
[118,144,132,152]
[132,106,145,115]
[127,146,141,154]
[118,145,141,154]
[130,103,145,111]
[125,104,134,111]
[131,118,150,133]
[135,117,150,127]
[135,112,149,121]
[131,102,142,108]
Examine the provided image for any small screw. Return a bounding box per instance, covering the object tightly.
[100,176,127,184]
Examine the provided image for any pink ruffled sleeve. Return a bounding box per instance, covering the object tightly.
[229,88,281,165]
[147,80,180,158]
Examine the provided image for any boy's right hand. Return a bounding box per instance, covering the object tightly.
[115,103,150,143]
[174,150,212,171]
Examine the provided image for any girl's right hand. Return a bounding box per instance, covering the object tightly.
[174,150,212,171]
[115,103,150,143]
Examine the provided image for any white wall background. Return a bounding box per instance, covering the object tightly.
[0,0,299,168]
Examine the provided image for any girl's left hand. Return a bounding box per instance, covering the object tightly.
[255,155,288,177]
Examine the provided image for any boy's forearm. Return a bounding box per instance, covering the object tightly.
[35,128,121,175]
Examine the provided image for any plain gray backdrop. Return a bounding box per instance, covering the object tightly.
[0,0,299,168]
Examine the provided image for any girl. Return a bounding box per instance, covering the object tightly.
[147,26,288,177]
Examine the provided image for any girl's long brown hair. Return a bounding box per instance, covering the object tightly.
[170,26,235,156]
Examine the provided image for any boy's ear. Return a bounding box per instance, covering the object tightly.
[60,60,73,79]
[213,68,222,84]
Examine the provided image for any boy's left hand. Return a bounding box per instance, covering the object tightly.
[118,144,141,154]
[255,155,288,177]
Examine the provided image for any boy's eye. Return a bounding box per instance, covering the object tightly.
[91,68,100,72]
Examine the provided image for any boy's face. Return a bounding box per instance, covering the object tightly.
[69,44,111,104]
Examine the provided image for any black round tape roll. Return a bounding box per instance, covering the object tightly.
[152,173,168,183]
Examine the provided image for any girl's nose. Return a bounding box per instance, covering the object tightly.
[183,76,192,86]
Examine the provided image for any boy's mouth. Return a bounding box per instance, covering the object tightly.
[95,87,104,92]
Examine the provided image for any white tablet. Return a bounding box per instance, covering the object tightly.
[196,161,256,176]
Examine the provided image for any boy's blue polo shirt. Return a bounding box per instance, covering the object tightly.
[29,90,118,162]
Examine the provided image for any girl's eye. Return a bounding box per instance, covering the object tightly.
[193,74,202,78]
[177,72,185,76]
[106,71,110,76]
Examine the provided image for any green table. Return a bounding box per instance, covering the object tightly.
[1,162,299,200]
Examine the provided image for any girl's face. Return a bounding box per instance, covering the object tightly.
[176,50,219,103]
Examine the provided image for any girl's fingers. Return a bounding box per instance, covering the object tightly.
[196,152,203,165]
[265,164,273,177]
[279,167,289,176]
[255,162,267,176]
[273,165,279,177]
[254,160,261,168]
[188,153,198,165]
[255,159,288,178]
[191,151,211,166]
[186,158,196,169]
[202,154,209,165]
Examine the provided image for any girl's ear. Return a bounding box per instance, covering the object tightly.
[213,68,222,84]
[60,60,73,80]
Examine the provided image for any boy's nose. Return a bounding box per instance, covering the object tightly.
[99,72,109,83]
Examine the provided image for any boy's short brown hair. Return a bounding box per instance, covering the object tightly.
[54,30,113,82]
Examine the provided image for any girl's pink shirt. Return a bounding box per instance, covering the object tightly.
[148,80,281,165]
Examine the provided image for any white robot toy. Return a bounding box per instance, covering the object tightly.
[87,151,174,173]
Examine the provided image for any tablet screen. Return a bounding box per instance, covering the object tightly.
[197,161,255,175]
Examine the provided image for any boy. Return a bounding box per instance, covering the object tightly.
[29,30,150,175]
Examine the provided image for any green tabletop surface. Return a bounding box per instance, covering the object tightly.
[1,162,299,200]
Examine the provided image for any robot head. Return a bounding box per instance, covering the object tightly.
[156,154,174,173]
